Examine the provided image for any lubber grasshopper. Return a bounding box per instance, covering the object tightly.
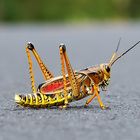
[15,40,140,109]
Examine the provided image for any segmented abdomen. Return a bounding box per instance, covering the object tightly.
[15,92,74,107]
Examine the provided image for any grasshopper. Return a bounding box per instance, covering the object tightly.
[15,40,140,109]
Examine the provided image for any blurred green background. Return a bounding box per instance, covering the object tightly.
[0,0,140,22]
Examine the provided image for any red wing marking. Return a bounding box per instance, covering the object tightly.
[41,80,70,94]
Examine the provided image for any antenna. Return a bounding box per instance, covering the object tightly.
[115,38,121,53]
[109,38,121,66]
[111,41,140,66]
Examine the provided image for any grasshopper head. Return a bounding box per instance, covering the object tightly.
[100,63,111,81]
[99,63,111,90]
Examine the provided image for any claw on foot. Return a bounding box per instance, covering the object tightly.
[84,103,88,108]
[100,105,109,110]
[58,104,69,109]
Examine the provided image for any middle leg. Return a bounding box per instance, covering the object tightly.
[94,85,107,110]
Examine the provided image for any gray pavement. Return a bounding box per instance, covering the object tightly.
[0,23,140,140]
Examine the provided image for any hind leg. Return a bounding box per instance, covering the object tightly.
[26,42,54,93]
[59,44,79,108]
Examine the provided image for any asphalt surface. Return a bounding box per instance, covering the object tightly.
[0,23,140,140]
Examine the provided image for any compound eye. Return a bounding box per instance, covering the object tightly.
[105,65,110,73]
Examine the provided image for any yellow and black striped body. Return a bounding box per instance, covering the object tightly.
[15,88,89,108]
[15,91,73,107]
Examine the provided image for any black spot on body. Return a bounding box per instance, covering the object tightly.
[27,95,30,102]
[32,95,36,103]
[22,95,26,102]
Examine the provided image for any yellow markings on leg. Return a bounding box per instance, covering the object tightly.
[26,48,37,93]
[59,47,68,106]
[60,44,79,98]
[64,53,79,97]
[31,48,54,80]
[26,43,54,93]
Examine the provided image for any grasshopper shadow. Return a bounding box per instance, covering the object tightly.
[10,104,111,111]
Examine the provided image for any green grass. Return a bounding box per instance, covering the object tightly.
[0,0,140,22]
